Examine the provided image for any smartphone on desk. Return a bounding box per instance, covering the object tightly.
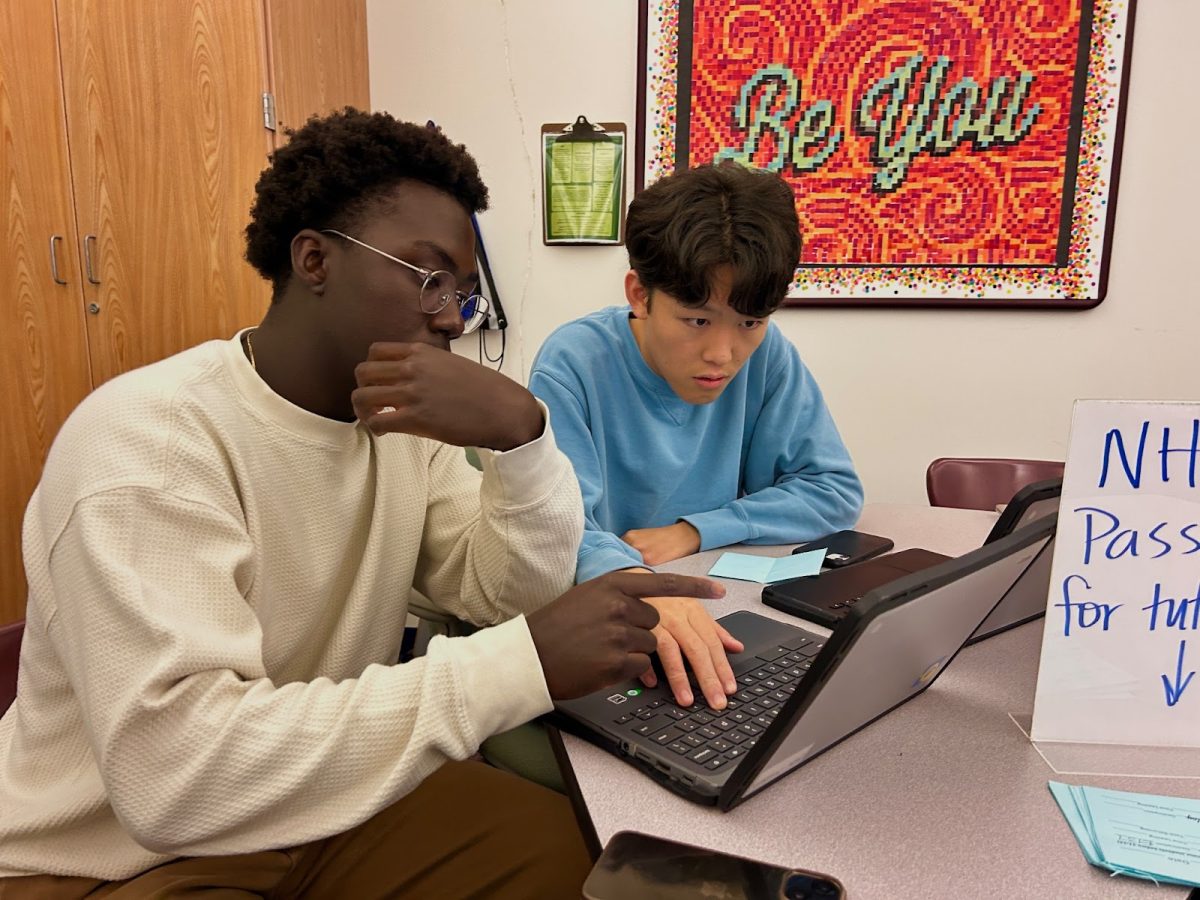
[764,547,949,627]
[583,830,846,900]
[791,529,893,568]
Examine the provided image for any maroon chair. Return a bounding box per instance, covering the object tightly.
[926,457,1065,511]
[0,620,24,716]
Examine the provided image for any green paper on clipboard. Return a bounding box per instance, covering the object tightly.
[541,117,626,245]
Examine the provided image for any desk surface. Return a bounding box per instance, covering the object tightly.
[559,504,1200,898]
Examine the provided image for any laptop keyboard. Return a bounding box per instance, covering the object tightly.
[611,634,824,773]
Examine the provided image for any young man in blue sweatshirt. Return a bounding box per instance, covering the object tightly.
[529,163,863,712]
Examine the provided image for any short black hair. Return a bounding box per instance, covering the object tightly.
[625,163,800,317]
[245,107,489,296]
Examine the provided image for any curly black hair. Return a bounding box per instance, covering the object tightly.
[244,107,489,296]
[626,163,800,318]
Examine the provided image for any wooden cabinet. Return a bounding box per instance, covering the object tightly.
[0,0,369,624]
[0,1,96,629]
[56,0,276,387]
[266,0,371,135]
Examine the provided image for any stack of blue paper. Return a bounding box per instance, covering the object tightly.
[1049,781,1200,888]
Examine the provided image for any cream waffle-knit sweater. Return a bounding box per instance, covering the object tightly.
[0,333,582,879]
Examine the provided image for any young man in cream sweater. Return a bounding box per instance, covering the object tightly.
[0,109,721,898]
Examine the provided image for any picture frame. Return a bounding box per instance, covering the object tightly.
[636,0,1138,308]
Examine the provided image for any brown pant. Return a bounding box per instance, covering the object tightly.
[0,760,590,899]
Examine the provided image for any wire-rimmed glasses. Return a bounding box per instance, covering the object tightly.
[320,229,490,334]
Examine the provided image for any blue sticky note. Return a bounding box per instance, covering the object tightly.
[707,549,826,584]
[763,549,827,582]
[707,553,774,582]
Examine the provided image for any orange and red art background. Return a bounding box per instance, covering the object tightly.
[685,0,1084,267]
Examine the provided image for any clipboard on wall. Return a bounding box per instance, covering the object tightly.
[541,117,626,245]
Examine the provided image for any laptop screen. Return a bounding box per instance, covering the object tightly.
[971,534,1057,641]
[740,523,1052,800]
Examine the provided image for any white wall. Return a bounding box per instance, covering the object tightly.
[368,0,1199,503]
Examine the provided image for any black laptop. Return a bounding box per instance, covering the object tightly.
[981,477,1063,544]
[762,478,1062,630]
[553,518,1055,810]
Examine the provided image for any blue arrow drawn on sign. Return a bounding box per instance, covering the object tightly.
[1161,639,1195,708]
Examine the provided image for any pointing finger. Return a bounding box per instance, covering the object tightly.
[606,572,726,601]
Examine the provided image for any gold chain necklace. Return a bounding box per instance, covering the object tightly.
[245,329,258,370]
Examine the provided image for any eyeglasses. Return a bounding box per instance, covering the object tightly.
[320,229,490,334]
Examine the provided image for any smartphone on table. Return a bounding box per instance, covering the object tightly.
[582,830,846,900]
[791,529,893,568]
[763,547,949,627]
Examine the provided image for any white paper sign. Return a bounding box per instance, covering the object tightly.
[1032,400,1200,747]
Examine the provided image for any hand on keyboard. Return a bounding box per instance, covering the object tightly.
[639,597,744,710]
[527,571,726,700]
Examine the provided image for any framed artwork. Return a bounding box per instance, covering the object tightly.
[636,0,1137,308]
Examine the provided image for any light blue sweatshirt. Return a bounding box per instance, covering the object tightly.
[529,306,864,583]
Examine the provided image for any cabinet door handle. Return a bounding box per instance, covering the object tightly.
[49,235,67,284]
[83,234,100,284]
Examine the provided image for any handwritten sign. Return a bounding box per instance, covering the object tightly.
[1032,401,1200,747]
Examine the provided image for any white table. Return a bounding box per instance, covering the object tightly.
[556,504,1200,898]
